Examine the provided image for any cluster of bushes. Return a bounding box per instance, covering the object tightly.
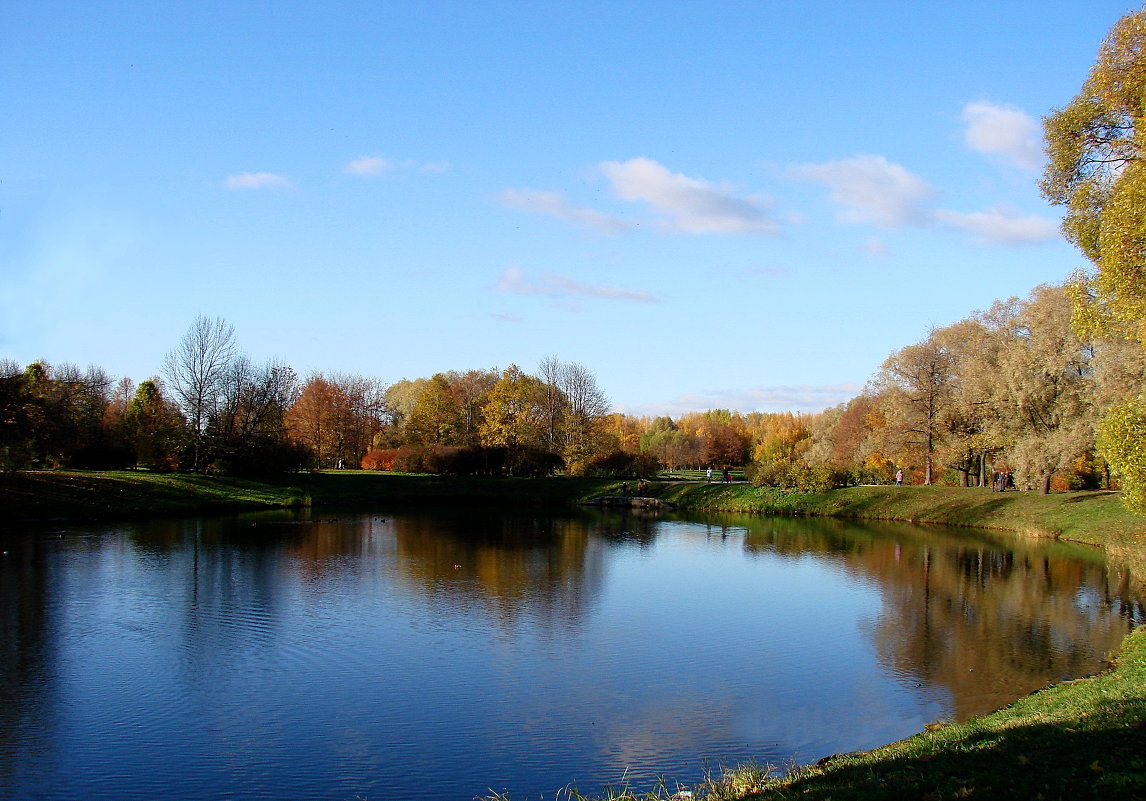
[580,450,660,478]
[358,445,662,479]
[747,462,888,492]
[360,445,563,477]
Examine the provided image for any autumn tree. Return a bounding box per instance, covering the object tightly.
[872,335,957,484]
[288,373,388,468]
[479,365,557,473]
[446,368,499,446]
[1042,6,1146,510]
[640,416,703,471]
[405,373,466,446]
[994,286,1097,494]
[544,357,611,473]
[209,357,301,472]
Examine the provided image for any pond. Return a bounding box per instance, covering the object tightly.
[1,508,1141,800]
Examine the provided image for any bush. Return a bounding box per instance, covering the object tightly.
[361,448,398,471]
[749,461,850,492]
[583,450,659,478]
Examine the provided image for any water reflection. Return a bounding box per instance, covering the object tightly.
[730,515,1142,719]
[0,510,1140,801]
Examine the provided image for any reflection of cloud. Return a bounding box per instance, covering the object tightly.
[961,101,1043,171]
[600,157,780,234]
[499,189,635,235]
[933,207,1060,245]
[789,155,936,228]
[224,172,292,190]
[496,266,657,303]
[619,384,861,416]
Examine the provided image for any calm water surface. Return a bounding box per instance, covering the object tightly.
[1,508,1141,801]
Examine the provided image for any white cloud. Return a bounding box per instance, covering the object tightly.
[343,156,391,176]
[961,101,1043,171]
[499,189,635,235]
[496,266,656,303]
[789,155,936,228]
[599,157,779,234]
[933,207,1061,245]
[224,172,291,191]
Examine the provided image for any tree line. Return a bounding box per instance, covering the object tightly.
[3,278,1135,496]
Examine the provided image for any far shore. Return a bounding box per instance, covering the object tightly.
[4,469,1142,578]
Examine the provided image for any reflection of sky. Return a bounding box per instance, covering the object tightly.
[2,511,1135,801]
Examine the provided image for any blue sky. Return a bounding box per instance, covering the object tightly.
[1,1,1137,415]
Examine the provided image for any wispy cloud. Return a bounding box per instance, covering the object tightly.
[934,207,1060,245]
[343,156,391,176]
[961,101,1043,171]
[224,172,292,191]
[599,157,780,234]
[789,155,936,228]
[863,236,891,259]
[496,266,657,303]
[343,156,449,176]
[499,189,635,235]
[618,383,861,416]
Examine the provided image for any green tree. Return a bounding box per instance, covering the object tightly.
[122,379,187,470]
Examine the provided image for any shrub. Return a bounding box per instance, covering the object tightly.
[361,448,398,471]
[749,461,849,492]
[583,450,659,478]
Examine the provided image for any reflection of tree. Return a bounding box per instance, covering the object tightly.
[389,509,609,629]
[738,516,1143,721]
[0,535,52,787]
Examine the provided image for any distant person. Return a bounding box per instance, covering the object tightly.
[621,481,628,497]
[706,467,713,483]
[722,468,730,483]
[895,469,903,486]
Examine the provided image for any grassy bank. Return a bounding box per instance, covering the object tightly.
[0,469,618,525]
[656,482,1146,585]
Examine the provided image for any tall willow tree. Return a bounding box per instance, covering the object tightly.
[1042,6,1146,511]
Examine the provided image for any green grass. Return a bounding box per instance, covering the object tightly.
[0,469,311,522]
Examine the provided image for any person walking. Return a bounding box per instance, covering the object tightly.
[895,468,903,486]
